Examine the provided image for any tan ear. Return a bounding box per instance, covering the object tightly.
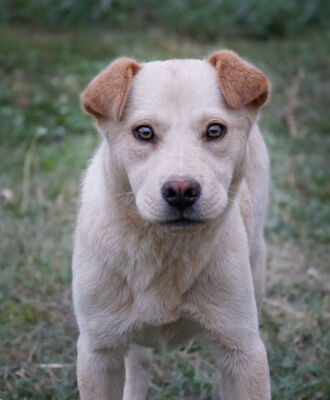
[208,50,269,109]
[81,57,141,121]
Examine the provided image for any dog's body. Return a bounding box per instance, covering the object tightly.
[73,52,271,399]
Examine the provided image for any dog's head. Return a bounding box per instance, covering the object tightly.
[81,51,269,228]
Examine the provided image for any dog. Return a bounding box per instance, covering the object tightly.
[72,49,271,400]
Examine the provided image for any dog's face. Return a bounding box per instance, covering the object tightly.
[82,51,269,227]
[114,60,253,225]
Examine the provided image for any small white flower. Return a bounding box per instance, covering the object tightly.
[36,126,48,138]
[307,267,320,280]
[1,189,15,202]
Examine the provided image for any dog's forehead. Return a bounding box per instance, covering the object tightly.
[128,59,222,112]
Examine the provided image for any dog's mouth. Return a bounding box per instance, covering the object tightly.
[158,207,208,228]
[161,217,205,227]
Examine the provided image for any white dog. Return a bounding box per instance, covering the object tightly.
[72,50,271,400]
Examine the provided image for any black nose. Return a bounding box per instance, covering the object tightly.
[161,179,201,209]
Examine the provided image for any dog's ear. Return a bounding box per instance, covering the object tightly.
[81,58,141,121]
[208,50,269,109]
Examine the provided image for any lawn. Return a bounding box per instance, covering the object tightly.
[0,27,329,399]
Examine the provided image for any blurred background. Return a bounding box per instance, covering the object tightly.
[0,1,329,399]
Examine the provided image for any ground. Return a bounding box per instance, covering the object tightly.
[0,27,329,399]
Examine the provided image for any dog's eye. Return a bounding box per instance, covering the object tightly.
[206,123,227,140]
[133,125,154,141]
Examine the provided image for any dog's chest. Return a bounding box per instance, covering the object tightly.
[85,227,217,346]
[122,263,198,325]
[120,241,209,324]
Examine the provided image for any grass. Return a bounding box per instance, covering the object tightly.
[2,0,330,40]
[0,26,329,399]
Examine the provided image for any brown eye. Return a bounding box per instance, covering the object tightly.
[133,125,154,141]
[206,123,227,140]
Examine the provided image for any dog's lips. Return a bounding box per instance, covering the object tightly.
[161,217,205,227]
[158,206,208,227]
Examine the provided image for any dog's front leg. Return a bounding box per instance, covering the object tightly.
[123,344,152,400]
[216,337,270,400]
[206,298,271,400]
[77,336,125,400]
[188,253,271,399]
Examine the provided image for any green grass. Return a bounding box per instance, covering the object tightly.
[0,27,329,399]
[2,0,330,39]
